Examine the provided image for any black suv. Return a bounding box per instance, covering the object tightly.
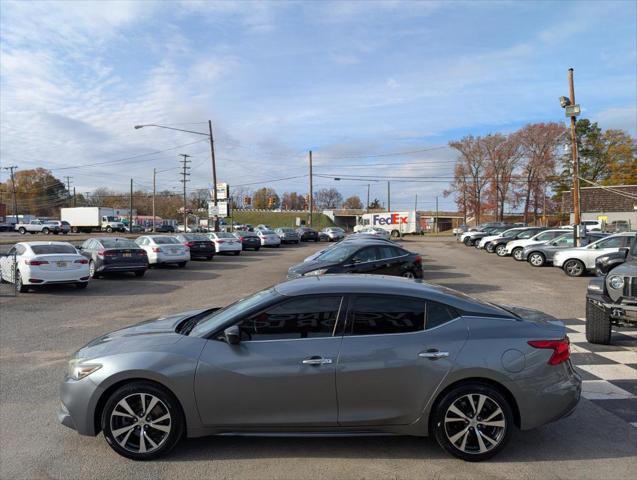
[586,233,637,344]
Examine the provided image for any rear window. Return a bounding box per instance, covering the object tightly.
[152,236,180,245]
[261,230,275,235]
[31,244,77,254]
[100,239,138,249]
[215,232,235,239]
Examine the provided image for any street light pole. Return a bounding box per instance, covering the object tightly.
[366,184,370,212]
[308,150,313,226]
[152,168,156,232]
[567,68,582,245]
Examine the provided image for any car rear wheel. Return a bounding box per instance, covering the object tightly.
[402,271,415,279]
[101,381,184,461]
[528,252,545,267]
[177,262,187,268]
[463,237,472,246]
[433,383,512,462]
[18,227,26,235]
[585,301,611,344]
[206,255,214,261]
[512,248,524,261]
[42,227,50,235]
[495,244,507,257]
[563,259,585,277]
[75,282,88,289]
[134,270,145,278]
[15,270,28,293]
[233,251,240,256]
[485,243,495,253]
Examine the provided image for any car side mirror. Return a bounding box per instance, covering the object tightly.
[77,246,83,251]
[591,244,599,249]
[224,325,241,345]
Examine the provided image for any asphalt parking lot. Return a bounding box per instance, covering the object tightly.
[0,237,635,480]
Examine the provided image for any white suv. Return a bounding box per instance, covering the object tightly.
[553,232,634,277]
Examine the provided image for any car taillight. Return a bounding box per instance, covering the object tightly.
[152,247,161,252]
[74,259,88,264]
[239,237,244,240]
[217,240,226,244]
[97,250,117,257]
[185,241,195,247]
[26,259,49,265]
[414,255,422,264]
[528,337,570,365]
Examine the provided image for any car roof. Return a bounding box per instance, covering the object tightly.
[275,275,512,317]
[18,241,74,246]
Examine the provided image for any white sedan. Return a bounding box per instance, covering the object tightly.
[356,227,391,240]
[553,232,634,277]
[505,229,571,260]
[257,229,281,247]
[135,235,190,267]
[0,241,89,292]
[207,232,242,255]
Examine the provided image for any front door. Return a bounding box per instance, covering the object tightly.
[347,246,389,274]
[336,295,468,426]
[195,295,345,428]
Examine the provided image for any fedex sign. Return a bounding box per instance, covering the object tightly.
[372,213,408,226]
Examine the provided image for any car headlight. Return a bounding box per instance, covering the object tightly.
[304,268,328,276]
[608,275,624,290]
[67,359,102,380]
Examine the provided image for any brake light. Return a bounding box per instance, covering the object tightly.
[239,237,244,241]
[97,250,117,257]
[74,259,88,264]
[184,241,195,247]
[414,255,422,264]
[217,240,226,244]
[26,260,49,265]
[528,337,570,365]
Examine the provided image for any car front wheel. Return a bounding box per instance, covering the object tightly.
[563,259,586,277]
[585,301,611,344]
[512,248,524,261]
[433,383,513,462]
[495,244,507,257]
[101,381,184,461]
[485,243,495,253]
[528,252,545,267]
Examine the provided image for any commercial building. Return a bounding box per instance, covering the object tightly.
[561,184,637,228]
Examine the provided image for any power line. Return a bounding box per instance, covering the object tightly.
[313,145,449,160]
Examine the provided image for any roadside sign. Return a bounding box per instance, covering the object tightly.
[215,183,229,201]
[208,201,229,218]
[564,105,581,117]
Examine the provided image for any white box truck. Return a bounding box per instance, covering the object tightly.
[354,211,421,237]
[60,207,126,233]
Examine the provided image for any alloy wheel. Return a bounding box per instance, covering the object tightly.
[564,260,584,277]
[444,393,506,455]
[529,253,544,267]
[512,248,523,261]
[109,393,172,454]
[495,245,507,256]
[402,271,415,279]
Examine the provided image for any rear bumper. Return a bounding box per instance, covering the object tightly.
[23,266,90,285]
[216,244,242,252]
[98,263,147,273]
[149,253,190,264]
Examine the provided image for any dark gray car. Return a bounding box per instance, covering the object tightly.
[59,275,580,462]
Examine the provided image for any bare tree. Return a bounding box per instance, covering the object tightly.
[483,133,520,221]
[343,195,363,209]
[449,136,489,224]
[314,188,343,210]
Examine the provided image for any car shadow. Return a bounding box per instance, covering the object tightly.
[421,271,469,280]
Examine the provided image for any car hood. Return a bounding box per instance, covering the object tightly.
[75,308,211,359]
[288,259,341,275]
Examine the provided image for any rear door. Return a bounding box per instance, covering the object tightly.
[347,246,386,274]
[336,295,468,426]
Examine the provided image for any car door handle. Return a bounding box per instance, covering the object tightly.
[302,356,333,366]
[418,350,449,359]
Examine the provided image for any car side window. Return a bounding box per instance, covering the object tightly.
[237,296,343,341]
[347,296,426,335]
[352,246,379,263]
[536,232,556,241]
[426,302,459,330]
[596,236,624,248]
[7,246,17,255]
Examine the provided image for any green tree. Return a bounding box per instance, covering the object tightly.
[0,168,67,217]
[252,187,280,209]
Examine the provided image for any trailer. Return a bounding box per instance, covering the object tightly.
[354,211,421,237]
[60,207,126,233]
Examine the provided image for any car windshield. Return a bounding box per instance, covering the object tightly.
[550,234,573,246]
[100,239,138,248]
[316,243,360,263]
[189,288,280,337]
[30,244,77,254]
[152,236,180,245]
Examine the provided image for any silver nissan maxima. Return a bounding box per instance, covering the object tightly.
[59,275,580,462]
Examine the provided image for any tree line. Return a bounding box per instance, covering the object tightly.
[445,119,636,224]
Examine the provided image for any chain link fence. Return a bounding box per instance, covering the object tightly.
[0,253,17,296]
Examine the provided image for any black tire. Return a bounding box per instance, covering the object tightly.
[134,270,146,277]
[585,301,612,344]
[75,282,88,289]
[563,259,586,277]
[233,251,240,256]
[495,244,508,257]
[390,230,401,239]
[42,227,50,235]
[18,227,26,235]
[528,252,545,267]
[206,255,214,261]
[254,247,260,251]
[463,237,472,246]
[432,382,513,462]
[72,226,79,233]
[275,244,280,248]
[178,262,187,268]
[15,270,28,293]
[101,381,184,461]
[485,243,495,253]
[512,248,524,261]
[106,226,113,233]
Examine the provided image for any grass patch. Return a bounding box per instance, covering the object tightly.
[229,211,335,229]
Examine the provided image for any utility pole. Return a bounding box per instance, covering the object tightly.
[208,120,219,232]
[73,187,76,207]
[387,181,391,211]
[152,168,156,232]
[366,184,370,212]
[129,179,133,231]
[308,150,313,226]
[3,166,18,223]
[435,196,439,235]
[567,68,582,246]
[64,176,73,207]
[179,154,191,231]
[415,194,418,212]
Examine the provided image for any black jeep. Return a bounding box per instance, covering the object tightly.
[585,233,637,344]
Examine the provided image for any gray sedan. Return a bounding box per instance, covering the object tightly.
[522,233,608,267]
[59,275,580,462]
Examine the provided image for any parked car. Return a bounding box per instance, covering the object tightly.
[15,219,59,235]
[59,275,580,461]
[581,220,603,231]
[552,232,635,277]
[207,232,242,255]
[522,233,608,267]
[154,224,175,233]
[232,230,261,251]
[0,241,89,292]
[484,228,546,255]
[124,225,144,234]
[477,227,528,250]
[319,227,346,242]
[274,227,300,244]
[505,229,571,261]
[134,235,190,267]
[356,227,391,241]
[296,227,319,242]
[174,234,215,260]
[605,220,630,233]
[79,237,148,278]
[44,220,71,235]
[287,239,422,279]
[255,224,271,231]
[461,226,509,246]
[256,229,282,248]
[302,235,398,263]
[586,234,637,343]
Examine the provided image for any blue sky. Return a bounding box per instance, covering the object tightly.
[1,0,635,211]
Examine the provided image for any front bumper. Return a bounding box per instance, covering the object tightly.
[59,376,104,436]
[587,293,637,323]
